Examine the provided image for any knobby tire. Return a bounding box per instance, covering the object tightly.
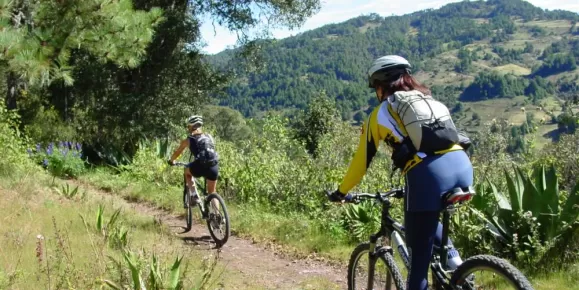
[450,254,534,290]
[205,193,230,247]
[347,242,406,290]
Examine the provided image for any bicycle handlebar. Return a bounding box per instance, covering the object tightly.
[347,188,405,204]
[172,161,188,167]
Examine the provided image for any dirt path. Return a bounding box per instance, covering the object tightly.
[70,179,347,290]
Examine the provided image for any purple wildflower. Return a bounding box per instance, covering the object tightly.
[26,148,33,157]
[46,143,53,155]
[42,159,48,167]
[75,143,82,151]
[35,144,41,152]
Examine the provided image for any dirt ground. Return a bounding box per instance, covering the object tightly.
[71,179,348,290]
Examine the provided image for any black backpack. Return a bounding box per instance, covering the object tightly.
[188,133,219,164]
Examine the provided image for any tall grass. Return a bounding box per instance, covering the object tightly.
[0,170,225,289]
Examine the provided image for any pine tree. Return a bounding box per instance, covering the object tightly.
[0,0,164,87]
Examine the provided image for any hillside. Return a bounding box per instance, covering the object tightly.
[209,0,579,139]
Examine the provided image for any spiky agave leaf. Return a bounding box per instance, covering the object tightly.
[123,250,146,290]
[168,256,184,290]
[560,182,579,228]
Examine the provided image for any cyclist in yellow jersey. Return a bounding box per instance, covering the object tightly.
[328,55,474,290]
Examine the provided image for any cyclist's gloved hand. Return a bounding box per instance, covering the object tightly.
[327,189,353,203]
[167,160,174,166]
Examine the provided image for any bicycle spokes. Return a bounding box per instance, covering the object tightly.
[208,202,225,234]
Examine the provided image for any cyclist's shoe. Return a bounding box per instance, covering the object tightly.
[190,193,200,206]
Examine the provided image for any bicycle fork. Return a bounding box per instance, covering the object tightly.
[367,232,381,290]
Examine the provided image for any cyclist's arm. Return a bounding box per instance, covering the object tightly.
[169,138,189,162]
[338,105,401,194]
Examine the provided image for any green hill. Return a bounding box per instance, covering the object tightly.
[208,0,579,139]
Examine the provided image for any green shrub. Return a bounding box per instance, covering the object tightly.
[23,106,77,144]
[538,133,579,189]
[0,103,33,173]
[28,141,86,178]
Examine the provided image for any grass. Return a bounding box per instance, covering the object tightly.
[531,263,579,290]
[76,166,579,290]
[457,95,564,147]
[0,167,251,290]
[493,63,531,75]
[78,168,354,265]
[358,22,380,33]
[526,20,574,30]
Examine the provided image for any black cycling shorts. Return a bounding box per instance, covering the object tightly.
[187,160,219,181]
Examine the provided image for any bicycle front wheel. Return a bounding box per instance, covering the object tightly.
[204,193,230,247]
[348,242,405,290]
[184,193,193,231]
[450,254,534,290]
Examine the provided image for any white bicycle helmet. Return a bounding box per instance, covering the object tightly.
[186,115,203,127]
[367,55,412,88]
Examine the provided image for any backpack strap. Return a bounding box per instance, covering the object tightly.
[387,102,408,137]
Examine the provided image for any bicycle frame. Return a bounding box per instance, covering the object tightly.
[182,174,207,197]
[353,191,406,289]
[177,162,208,213]
[360,191,457,289]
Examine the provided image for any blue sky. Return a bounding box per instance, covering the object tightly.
[197,0,579,55]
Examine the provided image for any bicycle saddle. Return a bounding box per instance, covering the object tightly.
[442,186,475,207]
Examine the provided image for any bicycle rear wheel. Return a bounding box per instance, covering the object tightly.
[348,242,405,290]
[450,254,534,290]
[204,193,230,247]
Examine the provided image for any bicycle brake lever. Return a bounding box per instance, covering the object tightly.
[394,189,405,198]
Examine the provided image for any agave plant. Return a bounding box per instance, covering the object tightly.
[471,164,579,246]
[344,201,381,241]
[103,250,184,290]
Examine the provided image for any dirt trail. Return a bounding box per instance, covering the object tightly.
[70,179,347,290]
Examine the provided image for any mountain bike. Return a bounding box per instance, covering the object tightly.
[173,162,230,247]
[339,187,535,290]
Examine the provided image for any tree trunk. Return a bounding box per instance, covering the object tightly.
[5,72,18,110]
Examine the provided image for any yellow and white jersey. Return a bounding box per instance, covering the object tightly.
[338,98,462,194]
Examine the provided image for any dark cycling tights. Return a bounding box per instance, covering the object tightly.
[405,210,461,290]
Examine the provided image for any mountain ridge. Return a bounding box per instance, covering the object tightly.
[207,0,579,135]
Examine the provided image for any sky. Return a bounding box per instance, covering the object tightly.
[197,0,579,55]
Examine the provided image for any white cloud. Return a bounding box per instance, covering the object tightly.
[198,0,579,54]
[198,21,239,54]
[526,0,579,13]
